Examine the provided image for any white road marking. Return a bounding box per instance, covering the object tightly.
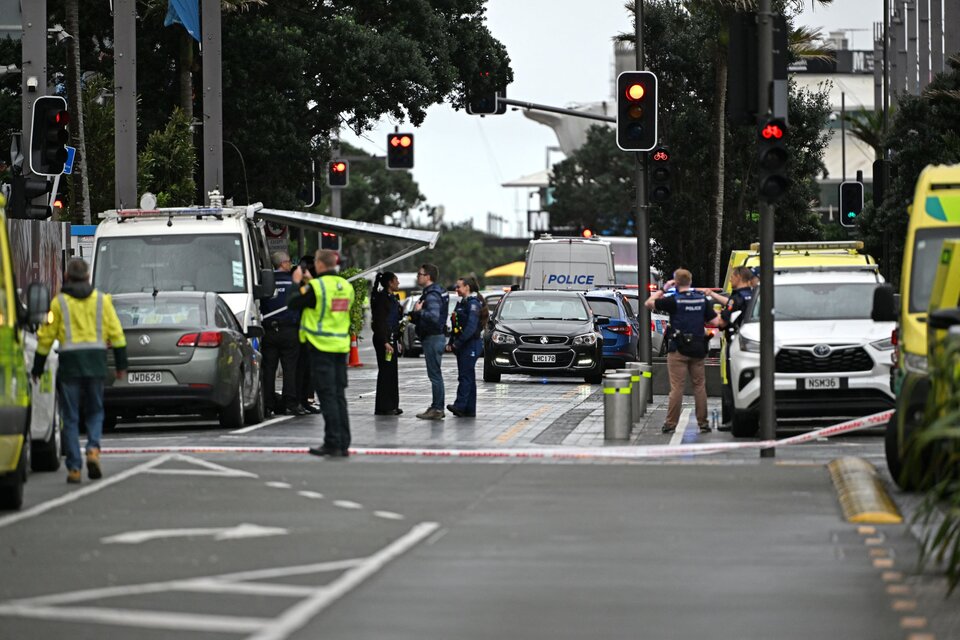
[669,408,692,446]
[229,414,294,435]
[101,523,289,545]
[332,500,363,510]
[266,481,292,489]
[0,454,173,530]
[373,510,405,520]
[297,491,324,499]
[145,454,258,478]
[0,605,268,634]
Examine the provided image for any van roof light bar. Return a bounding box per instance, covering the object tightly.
[749,241,864,252]
[100,206,234,222]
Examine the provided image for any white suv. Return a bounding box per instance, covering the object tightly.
[728,266,896,437]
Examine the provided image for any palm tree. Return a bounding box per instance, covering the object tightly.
[844,108,885,160]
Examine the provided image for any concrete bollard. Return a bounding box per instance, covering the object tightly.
[603,372,632,441]
[624,362,644,423]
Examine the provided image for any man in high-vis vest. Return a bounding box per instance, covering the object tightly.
[32,259,128,484]
[287,249,355,457]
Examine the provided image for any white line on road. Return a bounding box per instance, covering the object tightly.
[266,482,292,489]
[297,491,324,499]
[0,604,269,634]
[229,414,294,435]
[101,523,289,545]
[332,500,363,510]
[373,510,405,520]
[669,408,692,446]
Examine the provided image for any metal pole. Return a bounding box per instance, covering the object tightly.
[758,0,776,457]
[20,0,45,209]
[883,0,889,133]
[331,134,342,219]
[202,0,223,204]
[907,0,917,94]
[919,0,930,89]
[945,0,960,65]
[635,0,652,376]
[931,0,944,73]
[841,92,846,182]
[114,0,137,208]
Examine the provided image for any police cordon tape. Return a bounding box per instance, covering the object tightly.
[100,410,894,461]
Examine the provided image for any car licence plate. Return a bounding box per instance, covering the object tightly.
[532,354,556,363]
[128,371,163,384]
[804,377,839,390]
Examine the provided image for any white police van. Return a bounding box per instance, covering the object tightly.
[522,235,616,291]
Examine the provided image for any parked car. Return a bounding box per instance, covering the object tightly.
[584,289,640,368]
[399,292,461,357]
[483,290,604,384]
[104,292,265,430]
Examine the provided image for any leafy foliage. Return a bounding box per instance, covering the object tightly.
[339,266,369,336]
[137,108,196,207]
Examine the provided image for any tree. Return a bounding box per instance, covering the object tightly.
[844,108,885,160]
[138,108,197,207]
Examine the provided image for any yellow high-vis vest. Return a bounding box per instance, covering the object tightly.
[299,275,354,353]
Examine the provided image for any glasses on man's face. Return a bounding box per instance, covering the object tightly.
[417,272,427,277]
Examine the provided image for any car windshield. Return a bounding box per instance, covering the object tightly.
[749,282,877,321]
[586,298,620,319]
[498,295,589,321]
[112,297,207,328]
[93,234,246,295]
[910,226,960,313]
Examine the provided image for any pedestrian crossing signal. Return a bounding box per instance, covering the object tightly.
[838,181,863,228]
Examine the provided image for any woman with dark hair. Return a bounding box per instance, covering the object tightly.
[371,271,403,415]
[445,276,487,417]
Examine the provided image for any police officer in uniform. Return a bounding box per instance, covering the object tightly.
[445,276,487,418]
[260,251,304,416]
[287,249,355,457]
[702,265,755,429]
[646,268,718,435]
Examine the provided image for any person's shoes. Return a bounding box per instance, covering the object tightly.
[269,406,286,416]
[446,404,475,418]
[661,424,676,434]
[288,405,309,416]
[416,407,444,420]
[308,446,347,458]
[86,448,102,480]
[66,469,82,484]
[699,425,712,434]
[302,403,321,414]
[375,408,403,416]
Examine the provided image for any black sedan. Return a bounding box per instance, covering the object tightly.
[482,290,605,384]
[105,292,265,429]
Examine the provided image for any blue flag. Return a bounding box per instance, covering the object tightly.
[164,0,201,42]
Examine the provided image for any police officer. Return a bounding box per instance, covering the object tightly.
[701,265,755,429]
[445,276,487,418]
[646,268,718,435]
[260,251,304,416]
[287,249,355,458]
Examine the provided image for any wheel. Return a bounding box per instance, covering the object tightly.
[219,376,245,429]
[482,358,501,383]
[0,430,30,511]
[885,405,930,491]
[31,398,62,472]
[731,409,759,438]
[244,374,266,425]
[584,365,604,385]
[721,384,734,425]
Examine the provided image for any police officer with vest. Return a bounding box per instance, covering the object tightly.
[646,268,718,435]
[260,251,305,416]
[287,249,355,458]
[32,259,128,484]
[701,265,755,429]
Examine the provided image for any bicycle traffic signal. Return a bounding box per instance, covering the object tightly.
[616,71,658,152]
[649,146,671,203]
[327,160,348,188]
[838,181,864,228]
[29,95,70,176]
[386,133,414,170]
[757,117,789,202]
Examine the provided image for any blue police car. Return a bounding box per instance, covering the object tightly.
[584,289,640,368]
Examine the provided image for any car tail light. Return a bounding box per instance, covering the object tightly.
[177,333,199,347]
[647,283,658,292]
[196,331,222,348]
[890,328,898,347]
[608,324,633,336]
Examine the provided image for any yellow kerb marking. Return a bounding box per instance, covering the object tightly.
[873,558,895,568]
[892,600,918,612]
[865,536,884,545]
[869,548,890,558]
[495,405,550,443]
[881,571,903,582]
[907,633,935,640]
[886,584,911,595]
[858,525,877,535]
[900,617,927,630]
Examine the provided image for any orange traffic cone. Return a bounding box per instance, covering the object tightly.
[348,334,363,367]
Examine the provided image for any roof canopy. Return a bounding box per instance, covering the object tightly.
[484,261,525,278]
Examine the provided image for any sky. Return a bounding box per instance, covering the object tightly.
[341,0,884,236]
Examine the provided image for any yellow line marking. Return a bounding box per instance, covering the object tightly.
[873,558,895,568]
[858,525,877,535]
[892,600,918,612]
[881,571,903,582]
[900,617,927,630]
[886,584,912,596]
[869,548,890,558]
[495,405,551,443]
[906,633,935,640]
[864,536,884,546]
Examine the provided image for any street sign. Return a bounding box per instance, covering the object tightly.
[528,210,550,234]
[63,145,76,175]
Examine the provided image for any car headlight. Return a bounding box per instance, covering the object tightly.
[738,334,760,353]
[491,330,516,345]
[903,352,928,374]
[869,337,895,350]
[573,333,598,346]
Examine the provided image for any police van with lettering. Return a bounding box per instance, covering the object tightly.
[522,235,616,291]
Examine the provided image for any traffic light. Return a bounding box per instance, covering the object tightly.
[839,181,864,228]
[8,175,54,219]
[756,117,789,202]
[29,96,70,176]
[649,146,671,203]
[581,228,593,238]
[616,71,658,152]
[320,231,341,251]
[467,70,506,115]
[386,133,414,170]
[327,160,348,188]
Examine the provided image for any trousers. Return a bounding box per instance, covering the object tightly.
[310,348,350,451]
[261,325,300,410]
[665,351,708,428]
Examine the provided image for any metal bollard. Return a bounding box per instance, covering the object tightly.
[603,372,632,440]
[616,368,638,428]
[624,362,644,423]
[634,363,652,416]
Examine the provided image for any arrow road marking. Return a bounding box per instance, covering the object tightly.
[101,523,289,545]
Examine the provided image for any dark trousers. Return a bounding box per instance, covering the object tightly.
[311,348,350,451]
[261,325,300,411]
[373,336,399,414]
[297,342,314,406]
[452,338,481,415]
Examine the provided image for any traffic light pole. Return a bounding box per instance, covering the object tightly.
[19,0,47,213]
[758,0,777,457]
[634,0,652,372]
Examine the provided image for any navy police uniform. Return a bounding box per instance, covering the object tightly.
[719,286,754,424]
[260,268,301,414]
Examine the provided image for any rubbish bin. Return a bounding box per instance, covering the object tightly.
[625,362,644,422]
[603,372,632,441]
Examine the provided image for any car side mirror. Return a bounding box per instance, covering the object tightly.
[23,283,51,328]
[245,325,265,340]
[254,269,276,300]
[871,284,897,322]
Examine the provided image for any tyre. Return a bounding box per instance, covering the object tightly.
[731,409,759,438]
[584,365,604,385]
[721,384,734,425]
[31,399,61,472]
[244,374,266,426]
[219,376,245,429]
[0,430,30,511]
[482,358,501,383]
[885,405,930,491]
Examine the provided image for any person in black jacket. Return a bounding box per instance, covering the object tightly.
[371,271,403,416]
[410,263,449,420]
[260,251,304,416]
[445,276,487,417]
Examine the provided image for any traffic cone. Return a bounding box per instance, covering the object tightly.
[348,334,363,367]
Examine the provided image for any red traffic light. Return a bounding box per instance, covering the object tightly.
[331,161,347,173]
[625,83,646,101]
[399,135,412,148]
[582,229,593,238]
[389,134,413,148]
[652,149,670,162]
[761,123,784,139]
[53,110,70,126]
